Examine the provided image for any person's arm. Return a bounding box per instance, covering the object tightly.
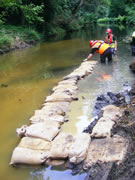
[113,36,117,51]
[114,40,117,51]
[83,48,96,61]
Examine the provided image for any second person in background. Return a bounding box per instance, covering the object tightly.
[106,28,117,55]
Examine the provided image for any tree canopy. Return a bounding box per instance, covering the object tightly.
[0,0,135,37]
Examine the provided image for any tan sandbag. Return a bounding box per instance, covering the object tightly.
[58,79,77,86]
[35,106,65,116]
[81,61,97,66]
[62,73,80,81]
[18,137,51,151]
[16,125,28,137]
[42,102,70,113]
[10,147,48,165]
[50,132,73,159]
[45,92,73,102]
[78,65,94,74]
[71,70,86,78]
[102,135,128,163]
[84,138,108,169]
[30,114,64,124]
[102,105,123,121]
[69,133,91,164]
[25,121,60,141]
[53,88,77,96]
[91,118,115,138]
[84,135,128,169]
[52,84,78,92]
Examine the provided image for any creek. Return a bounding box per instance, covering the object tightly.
[0,25,134,180]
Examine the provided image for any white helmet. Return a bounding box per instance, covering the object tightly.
[132,31,135,37]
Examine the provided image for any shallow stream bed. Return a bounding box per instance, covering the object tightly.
[0,26,134,180]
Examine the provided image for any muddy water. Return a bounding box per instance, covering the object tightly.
[0,26,134,180]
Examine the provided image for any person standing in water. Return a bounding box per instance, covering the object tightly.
[130,31,135,56]
[106,28,117,55]
[84,40,112,63]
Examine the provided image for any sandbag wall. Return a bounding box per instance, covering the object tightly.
[10,60,97,166]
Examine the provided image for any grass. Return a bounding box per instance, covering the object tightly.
[0,24,43,49]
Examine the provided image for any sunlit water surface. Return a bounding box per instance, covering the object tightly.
[0,26,134,180]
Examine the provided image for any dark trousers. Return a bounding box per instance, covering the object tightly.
[131,45,135,56]
[100,47,112,63]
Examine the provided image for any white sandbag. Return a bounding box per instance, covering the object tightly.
[62,74,80,81]
[91,118,115,138]
[71,70,86,78]
[52,84,78,92]
[35,107,64,116]
[81,61,97,66]
[41,105,65,116]
[45,92,73,102]
[50,132,73,159]
[18,137,51,151]
[58,79,77,86]
[102,105,123,121]
[10,147,48,165]
[42,102,70,113]
[69,133,91,164]
[84,135,128,169]
[102,135,128,163]
[53,87,77,96]
[25,121,60,141]
[30,114,65,124]
[16,125,28,137]
[84,138,107,169]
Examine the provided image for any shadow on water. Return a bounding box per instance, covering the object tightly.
[0,24,135,180]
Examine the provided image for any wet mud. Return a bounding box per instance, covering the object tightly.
[64,81,135,180]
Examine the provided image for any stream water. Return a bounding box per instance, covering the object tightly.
[0,25,134,180]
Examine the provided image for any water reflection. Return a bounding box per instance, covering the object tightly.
[29,166,87,180]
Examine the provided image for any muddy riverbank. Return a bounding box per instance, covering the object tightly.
[83,81,135,180]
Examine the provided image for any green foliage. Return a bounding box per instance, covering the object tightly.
[46,25,66,38]
[0,25,42,50]
[0,0,135,41]
[0,1,44,27]
[125,6,135,25]
[20,3,44,26]
[0,33,13,48]
[23,28,41,41]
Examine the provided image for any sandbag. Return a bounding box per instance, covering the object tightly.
[102,105,123,121]
[53,88,77,96]
[18,137,51,151]
[91,118,115,138]
[58,79,77,86]
[10,147,48,165]
[45,92,74,102]
[35,106,65,116]
[25,121,60,141]
[42,102,70,113]
[30,114,64,124]
[69,133,91,164]
[50,132,73,159]
[84,135,128,169]
[52,84,78,92]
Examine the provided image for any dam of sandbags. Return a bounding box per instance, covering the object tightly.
[10,60,129,175]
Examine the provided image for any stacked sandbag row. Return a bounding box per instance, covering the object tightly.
[83,105,128,169]
[10,104,128,168]
[10,60,97,166]
[10,132,91,165]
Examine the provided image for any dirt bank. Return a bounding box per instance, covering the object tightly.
[84,81,135,180]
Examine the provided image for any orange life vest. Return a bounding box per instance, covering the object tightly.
[106,34,114,44]
[92,41,109,54]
